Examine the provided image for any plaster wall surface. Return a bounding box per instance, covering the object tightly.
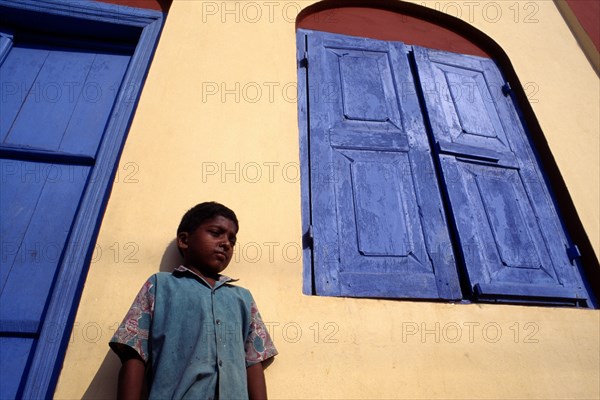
[54,1,599,399]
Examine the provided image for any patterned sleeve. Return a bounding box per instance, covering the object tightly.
[109,276,155,363]
[245,300,278,367]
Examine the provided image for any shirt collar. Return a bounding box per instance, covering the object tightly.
[173,265,238,288]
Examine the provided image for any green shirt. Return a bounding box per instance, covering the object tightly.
[110,266,277,400]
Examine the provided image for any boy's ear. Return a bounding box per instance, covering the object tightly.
[177,232,189,251]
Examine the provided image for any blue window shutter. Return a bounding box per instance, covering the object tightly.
[303,30,461,299]
[413,46,588,304]
[0,337,34,400]
[0,2,163,398]
[0,37,131,398]
[1,44,130,155]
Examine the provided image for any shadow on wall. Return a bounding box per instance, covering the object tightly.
[82,240,180,398]
[81,351,121,399]
[160,239,182,272]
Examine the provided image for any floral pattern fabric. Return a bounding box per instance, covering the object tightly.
[245,301,278,366]
[110,279,154,361]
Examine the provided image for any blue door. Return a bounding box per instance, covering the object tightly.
[0,22,131,400]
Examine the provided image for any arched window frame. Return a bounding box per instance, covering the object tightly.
[295,3,598,307]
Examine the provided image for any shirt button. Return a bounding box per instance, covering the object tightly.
[218,360,223,367]
[216,319,221,325]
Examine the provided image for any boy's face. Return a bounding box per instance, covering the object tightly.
[177,216,238,277]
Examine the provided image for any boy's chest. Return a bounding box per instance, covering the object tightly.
[147,277,252,399]
[152,280,250,345]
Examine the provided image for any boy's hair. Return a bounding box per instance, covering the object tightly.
[177,202,239,236]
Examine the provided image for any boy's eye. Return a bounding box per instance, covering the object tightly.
[206,227,235,245]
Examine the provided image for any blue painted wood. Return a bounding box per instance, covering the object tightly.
[17,3,164,398]
[339,56,389,121]
[474,282,582,300]
[0,0,159,30]
[416,48,517,166]
[0,143,95,165]
[0,162,90,334]
[0,337,34,399]
[0,27,12,65]
[2,43,130,156]
[305,29,341,296]
[4,46,96,149]
[301,29,460,299]
[300,29,589,305]
[0,45,48,143]
[296,32,313,295]
[0,1,164,398]
[0,159,46,296]
[60,52,131,156]
[413,46,588,304]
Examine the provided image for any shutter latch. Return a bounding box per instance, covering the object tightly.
[303,225,314,249]
[298,51,308,69]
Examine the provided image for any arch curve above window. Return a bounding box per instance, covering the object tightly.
[297,5,489,57]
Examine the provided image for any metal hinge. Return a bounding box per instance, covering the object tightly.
[566,245,581,264]
[298,51,308,69]
[303,225,314,249]
[502,82,512,96]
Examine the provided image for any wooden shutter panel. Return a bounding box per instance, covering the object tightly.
[0,43,130,156]
[413,46,588,304]
[303,30,460,299]
[0,34,131,399]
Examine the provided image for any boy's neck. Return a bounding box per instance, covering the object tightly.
[185,264,219,287]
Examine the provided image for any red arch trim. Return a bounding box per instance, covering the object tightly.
[297,6,489,57]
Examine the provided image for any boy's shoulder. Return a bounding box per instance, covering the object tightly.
[140,271,186,288]
[142,271,169,283]
[222,280,253,295]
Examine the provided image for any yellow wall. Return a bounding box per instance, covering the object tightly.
[54,1,599,399]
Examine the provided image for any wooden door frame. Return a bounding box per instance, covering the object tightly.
[0,0,163,397]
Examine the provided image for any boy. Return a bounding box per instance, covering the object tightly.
[110,202,277,400]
